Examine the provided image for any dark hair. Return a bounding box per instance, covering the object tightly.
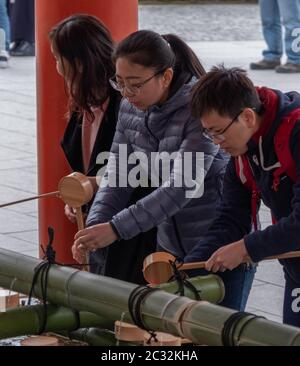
[49,14,115,121]
[112,30,205,94]
[191,65,263,119]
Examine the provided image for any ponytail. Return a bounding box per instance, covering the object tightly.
[162,34,205,79]
[113,30,205,93]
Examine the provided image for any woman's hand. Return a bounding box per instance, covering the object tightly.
[64,204,77,224]
[72,222,118,262]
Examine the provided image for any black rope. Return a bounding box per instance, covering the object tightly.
[128,285,159,343]
[221,312,265,346]
[235,313,265,345]
[168,258,202,300]
[27,227,55,334]
[27,227,81,334]
[69,307,81,331]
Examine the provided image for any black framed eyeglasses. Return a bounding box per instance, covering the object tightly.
[109,69,166,96]
[202,109,244,142]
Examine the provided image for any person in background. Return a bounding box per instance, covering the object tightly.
[0,0,10,68]
[250,0,300,73]
[10,0,35,56]
[49,14,156,283]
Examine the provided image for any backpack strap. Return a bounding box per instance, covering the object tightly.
[272,109,300,190]
[235,109,300,228]
[235,156,261,231]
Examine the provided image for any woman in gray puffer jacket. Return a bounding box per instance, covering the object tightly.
[72,31,228,268]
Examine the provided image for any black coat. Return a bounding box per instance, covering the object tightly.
[61,90,156,284]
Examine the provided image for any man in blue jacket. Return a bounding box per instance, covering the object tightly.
[187,65,300,327]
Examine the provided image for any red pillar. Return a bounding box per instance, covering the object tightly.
[36,0,138,262]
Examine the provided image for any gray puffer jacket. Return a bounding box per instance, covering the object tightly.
[87,78,229,258]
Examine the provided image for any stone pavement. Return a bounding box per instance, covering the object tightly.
[139,3,263,41]
[0,3,299,324]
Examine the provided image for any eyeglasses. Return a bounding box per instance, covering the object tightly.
[202,109,244,142]
[109,69,165,96]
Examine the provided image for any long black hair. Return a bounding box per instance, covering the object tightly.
[112,30,206,95]
[49,14,115,121]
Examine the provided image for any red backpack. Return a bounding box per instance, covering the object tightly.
[235,109,300,230]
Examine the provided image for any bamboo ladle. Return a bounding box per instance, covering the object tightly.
[0,172,95,211]
[58,172,94,230]
[143,250,300,285]
[0,172,95,271]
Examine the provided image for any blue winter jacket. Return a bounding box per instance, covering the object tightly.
[185,87,300,283]
[87,77,229,258]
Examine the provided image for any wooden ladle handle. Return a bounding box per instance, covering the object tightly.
[75,207,89,272]
[75,207,85,231]
[175,250,300,271]
[265,251,300,261]
[180,261,206,270]
[0,191,59,208]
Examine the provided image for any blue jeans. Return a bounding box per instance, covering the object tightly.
[260,0,300,64]
[282,262,300,327]
[0,0,10,50]
[218,264,256,311]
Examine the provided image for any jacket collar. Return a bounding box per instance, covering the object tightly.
[250,87,279,145]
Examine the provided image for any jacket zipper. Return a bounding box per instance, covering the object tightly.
[144,113,185,258]
[144,112,159,144]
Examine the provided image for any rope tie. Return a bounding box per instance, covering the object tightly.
[128,285,159,343]
[27,227,82,334]
[221,312,265,346]
[169,258,202,300]
[28,227,55,334]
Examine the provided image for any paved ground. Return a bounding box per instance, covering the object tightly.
[0,3,299,325]
[139,3,263,41]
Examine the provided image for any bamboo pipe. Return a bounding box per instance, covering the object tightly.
[0,248,223,318]
[0,272,224,309]
[0,248,300,346]
[0,304,108,341]
[143,250,300,284]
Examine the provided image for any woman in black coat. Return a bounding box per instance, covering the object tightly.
[49,14,156,283]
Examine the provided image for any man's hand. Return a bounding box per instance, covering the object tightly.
[205,239,249,272]
[72,222,118,263]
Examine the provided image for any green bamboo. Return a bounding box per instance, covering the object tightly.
[59,328,137,346]
[0,248,224,303]
[180,300,300,346]
[156,274,224,304]
[0,304,109,340]
[0,248,300,346]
